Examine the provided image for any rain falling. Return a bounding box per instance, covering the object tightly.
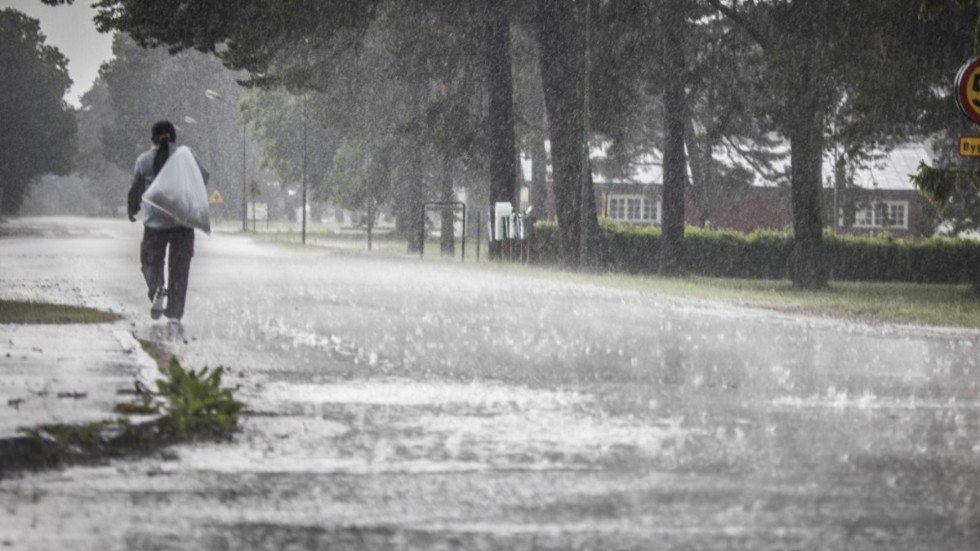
[2,1,980,549]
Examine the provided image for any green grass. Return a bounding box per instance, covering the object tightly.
[0,300,119,324]
[249,227,479,262]
[515,266,980,329]
[220,224,980,330]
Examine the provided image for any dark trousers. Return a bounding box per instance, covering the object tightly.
[141,226,194,320]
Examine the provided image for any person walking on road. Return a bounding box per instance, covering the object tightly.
[127,120,209,322]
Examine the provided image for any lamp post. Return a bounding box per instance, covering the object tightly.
[205,89,248,232]
[302,93,308,245]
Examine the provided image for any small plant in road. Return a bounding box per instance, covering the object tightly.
[156,358,244,438]
[113,356,245,438]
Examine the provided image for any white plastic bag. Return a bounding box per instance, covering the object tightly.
[141,146,211,234]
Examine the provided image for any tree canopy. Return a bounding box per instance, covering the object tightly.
[41,0,980,276]
[0,8,77,214]
[701,0,970,287]
[911,0,980,237]
[76,0,522,250]
[95,33,260,219]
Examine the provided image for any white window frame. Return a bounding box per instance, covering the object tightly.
[852,200,908,230]
[606,194,660,223]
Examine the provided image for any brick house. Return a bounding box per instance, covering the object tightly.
[587,143,936,237]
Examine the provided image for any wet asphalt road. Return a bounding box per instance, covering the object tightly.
[2,216,980,550]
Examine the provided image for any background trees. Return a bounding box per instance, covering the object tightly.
[241,90,338,213]
[704,0,970,288]
[532,0,599,268]
[96,34,258,221]
[913,0,980,238]
[0,8,76,215]
[73,79,129,214]
[84,0,523,253]
[26,0,978,283]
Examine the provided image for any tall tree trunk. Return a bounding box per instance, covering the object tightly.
[404,149,425,253]
[660,0,688,276]
[706,0,828,287]
[440,151,455,256]
[366,197,375,252]
[578,0,599,269]
[685,117,713,226]
[534,0,587,267]
[789,57,827,289]
[530,132,548,218]
[579,160,599,268]
[405,82,428,254]
[832,154,853,231]
[527,33,550,221]
[486,0,518,259]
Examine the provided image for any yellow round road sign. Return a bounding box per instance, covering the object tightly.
[956,57,980,124]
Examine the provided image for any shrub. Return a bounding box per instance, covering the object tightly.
[530,221,980,284]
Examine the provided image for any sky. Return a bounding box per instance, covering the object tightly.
[0,0,114,108]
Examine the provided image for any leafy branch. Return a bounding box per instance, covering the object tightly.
[919,0,980,54]
[910,161,980,214]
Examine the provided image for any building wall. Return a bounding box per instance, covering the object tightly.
[593,183,935,237]
[686,188,793,232]
[834,188,935,237]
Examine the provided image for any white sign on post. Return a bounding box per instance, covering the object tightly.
[493,202,513,242]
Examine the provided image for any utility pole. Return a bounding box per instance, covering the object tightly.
[205,89,248,232]
[302,93,308,245]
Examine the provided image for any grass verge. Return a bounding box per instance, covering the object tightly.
[0,299,120,324]
[237,226,980,330]
[511,266,980,330]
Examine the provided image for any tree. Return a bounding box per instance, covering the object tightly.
[0,8,76,215]
[376,2,491,252]
[487,0,519,258]
[231,2,486,250]
[96,34,259,222]
[566,1,783,276]
[913,0,980,243]
[920,0,980,52]
[678,6,783,229]
[533,0,599,268]
[242,89,338,205]
[706,0,969,288]
[510,23,550,220]
[74,0,520,257]
[327,138,393,249]
[74,78,130,215]
[700,0,831,288]
[659,0,690,276]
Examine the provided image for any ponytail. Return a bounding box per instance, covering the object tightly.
[153,136,171,175]
[150,120,177,176]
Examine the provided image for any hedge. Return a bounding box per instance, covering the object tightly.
[529,220,980,284]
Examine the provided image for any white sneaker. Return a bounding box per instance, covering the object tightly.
[150,287,166,320]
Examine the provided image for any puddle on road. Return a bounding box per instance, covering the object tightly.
[169,378,699,476]
[772,391,980,411]
[258,378,584,407]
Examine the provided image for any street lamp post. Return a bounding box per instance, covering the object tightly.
[302,93,308,245]
[205,89,248,232]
